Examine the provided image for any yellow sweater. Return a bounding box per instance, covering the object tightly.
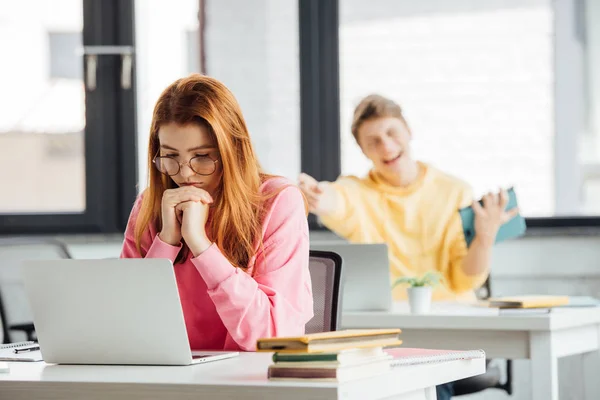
[319,163,488,302]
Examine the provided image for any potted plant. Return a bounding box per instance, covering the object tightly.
[392,271,442,314]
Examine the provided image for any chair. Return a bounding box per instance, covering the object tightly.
[305,250,343,334]
[453,277,513,396]
[0,237,72,343]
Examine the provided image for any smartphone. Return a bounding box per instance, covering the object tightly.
[458,187,526,247]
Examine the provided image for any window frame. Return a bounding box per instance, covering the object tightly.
[299,0,342,230]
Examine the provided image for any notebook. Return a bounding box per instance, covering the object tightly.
[485,295,570,309]
[0,341,43,362]
[459,187,526,247]
[256,329,402,353]
[385,348,486,367]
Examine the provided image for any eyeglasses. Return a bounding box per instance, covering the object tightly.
[153,154,219,176]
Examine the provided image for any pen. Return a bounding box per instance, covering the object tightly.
[14,346,40,354]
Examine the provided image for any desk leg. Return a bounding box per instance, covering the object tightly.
[530,331,558,400]
[583,325,600,400]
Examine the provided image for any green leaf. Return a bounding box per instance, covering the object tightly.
[392,271,442,288]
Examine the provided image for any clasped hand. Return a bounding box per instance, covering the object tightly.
[159,186,213,256]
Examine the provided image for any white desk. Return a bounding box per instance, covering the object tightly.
[0,352,484,400]
[342,302,600,400]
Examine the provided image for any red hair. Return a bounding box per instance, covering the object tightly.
[135,74,279,268]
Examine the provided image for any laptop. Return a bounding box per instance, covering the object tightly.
[311,242,393,311]
[20,258,239,365]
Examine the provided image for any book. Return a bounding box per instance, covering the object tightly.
[267,358,391,382]
[0,342,43,362]
[385,348,486,367]
[272,346,385,364]
[256,329,402,353]
[459,187,526,247]
[272,347,392,368]
[485,295,569,309]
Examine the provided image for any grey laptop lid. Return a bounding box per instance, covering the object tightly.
[21,258,199,365]
[310,243,393,311]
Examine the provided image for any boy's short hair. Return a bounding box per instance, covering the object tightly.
[351,94,409,142]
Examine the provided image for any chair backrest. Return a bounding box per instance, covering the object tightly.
[475,277,492,300]
[305,250,343,334]
[0,237,72,343]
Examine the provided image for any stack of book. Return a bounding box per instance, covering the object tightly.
[256,329,402,382]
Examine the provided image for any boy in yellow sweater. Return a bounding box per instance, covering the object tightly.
[299,94,518,302]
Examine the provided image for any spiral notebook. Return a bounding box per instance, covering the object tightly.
[385,348,485,367]
[0,341,43,362]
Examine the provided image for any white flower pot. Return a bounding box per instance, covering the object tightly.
[407,286,432,314]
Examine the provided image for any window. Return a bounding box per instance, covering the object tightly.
[338,0,597,222]
[11,0,594,233]
[0,0,137,233]
[0,2,86,213]
[581,0,600,215]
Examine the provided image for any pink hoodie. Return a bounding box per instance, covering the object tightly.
[120,177,313,351]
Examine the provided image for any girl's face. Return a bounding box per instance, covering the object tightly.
[156,122,222,197]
